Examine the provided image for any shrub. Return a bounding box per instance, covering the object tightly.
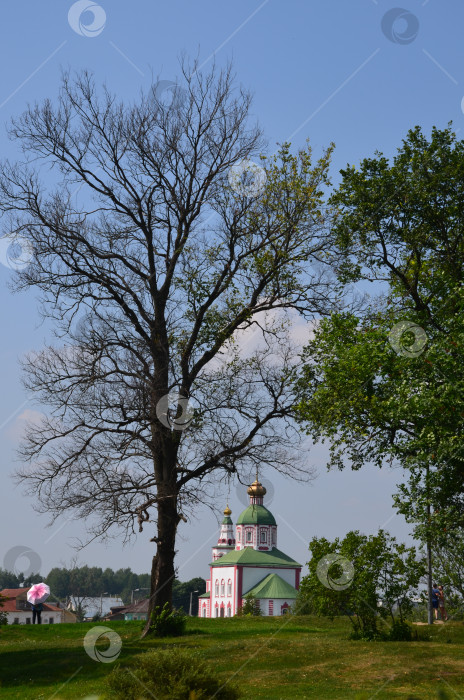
[386,619,413,641]
[348,624,383,642]
[149,602,187,637]
[236,594,261,617]
[105,648,241,700]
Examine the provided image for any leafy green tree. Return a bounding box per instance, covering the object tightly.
[0,568,42,589]
[299,530,424,639]
[172,577,206,615]
[295,124,464,621]
[46,568,71,599]
[296,123,464,497]
[432,530,464,605]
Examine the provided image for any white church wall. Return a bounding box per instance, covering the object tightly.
[211,566,235,617]
[256,598,294,616]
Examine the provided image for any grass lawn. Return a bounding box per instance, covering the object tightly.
[0,616,463,699]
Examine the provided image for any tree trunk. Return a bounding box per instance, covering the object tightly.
[141,486,179,638]
[426,528,433,625]
[426,466,433,625]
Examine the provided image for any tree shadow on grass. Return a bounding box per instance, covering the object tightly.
[0,642,143,692]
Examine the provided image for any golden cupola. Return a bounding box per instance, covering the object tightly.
[247,480,266,498]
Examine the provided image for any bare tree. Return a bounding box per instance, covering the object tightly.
[1,58,337,634]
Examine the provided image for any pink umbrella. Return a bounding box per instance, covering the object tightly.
[27,583,50,605]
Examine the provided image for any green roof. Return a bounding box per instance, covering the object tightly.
[237,505,276,526]
[222,516,233,525]
[211,547,301,568]
[243,573,298,599]
[199,591,210,599]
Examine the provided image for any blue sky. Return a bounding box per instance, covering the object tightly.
[0,0,462,582]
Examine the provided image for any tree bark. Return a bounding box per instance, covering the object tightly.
[142,485,179,637]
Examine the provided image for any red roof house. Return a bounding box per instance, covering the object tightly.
[0,588,64,625]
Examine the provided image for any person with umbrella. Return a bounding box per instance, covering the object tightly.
[27,583,50,624]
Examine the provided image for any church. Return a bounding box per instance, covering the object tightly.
[198,478,301,617]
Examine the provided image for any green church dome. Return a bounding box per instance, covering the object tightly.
[236,504,276,526]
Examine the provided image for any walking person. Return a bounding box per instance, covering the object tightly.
[31,601,43,624]
[438,585,448,621]
[431,583,440,621]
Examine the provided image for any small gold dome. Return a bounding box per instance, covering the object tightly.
[224,504,232,516]
[247,480,266,497]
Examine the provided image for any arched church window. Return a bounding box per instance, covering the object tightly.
[227,579,232,596]
[215,581,219,596]
[246,530,252,542]
[260,530,267,543]
[221,579,225,596]
[237,530,241,543]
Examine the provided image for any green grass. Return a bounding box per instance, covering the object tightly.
[0,616,463,699]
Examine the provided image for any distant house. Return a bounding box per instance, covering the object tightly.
[0,588,65,625]
[61,608,78,623]
[105,605,128,621]
[123,598,149,621]
[105,598,149,622]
